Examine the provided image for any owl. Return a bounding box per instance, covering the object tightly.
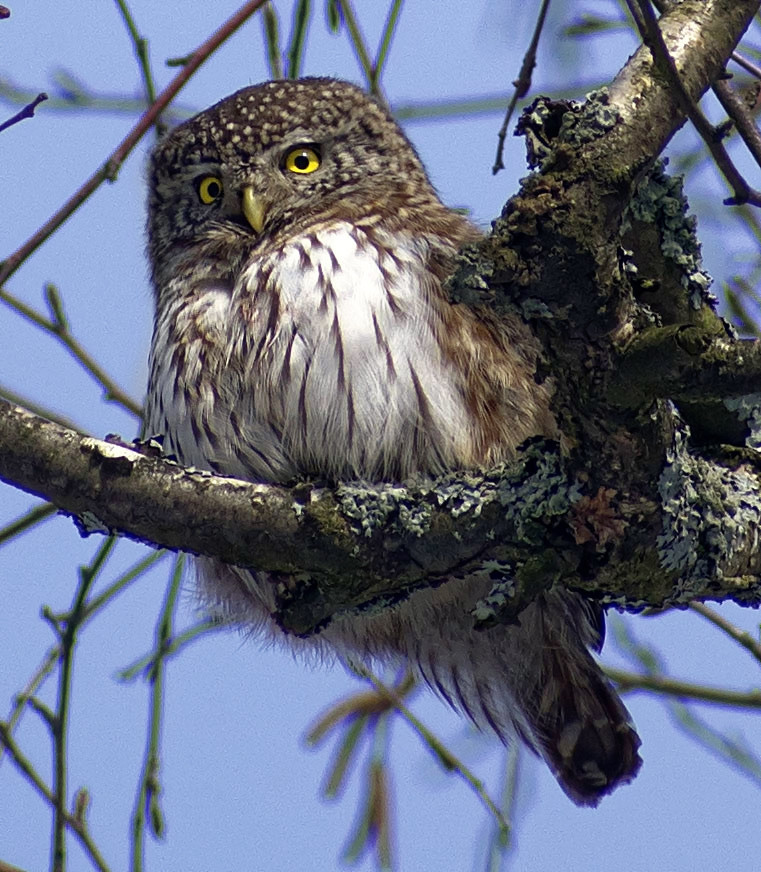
[144,77,641,805]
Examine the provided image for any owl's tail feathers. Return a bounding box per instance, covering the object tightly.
[527,629,642,806]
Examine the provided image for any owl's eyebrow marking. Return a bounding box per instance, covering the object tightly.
[167,162,222,185]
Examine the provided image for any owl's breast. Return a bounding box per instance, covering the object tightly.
[147,223,476,483]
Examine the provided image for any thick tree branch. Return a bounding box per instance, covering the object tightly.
[1,400,760,637]
[607,329,761,406]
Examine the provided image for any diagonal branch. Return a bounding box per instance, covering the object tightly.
[0,0,268,287]
[627,0,761,206]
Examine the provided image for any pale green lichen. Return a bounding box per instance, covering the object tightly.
[337,442,582,546]
[431,469,501,518]
[518,89,621,172]
[470,561,516,625]
[337,482,434,538]
[657,415,761,590]
[495,442,584,543]
[724,393,761,451]
[75,511,111,536]
[557,88,620,144]
[626,161,715,311]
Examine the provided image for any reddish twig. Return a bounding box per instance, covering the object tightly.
[0,0,267,287]
[731,50,761,81]
[0,92,47,134]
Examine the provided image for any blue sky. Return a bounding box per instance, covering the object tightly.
[2,2,761,870]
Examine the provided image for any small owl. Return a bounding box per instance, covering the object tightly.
[145,77,641,805]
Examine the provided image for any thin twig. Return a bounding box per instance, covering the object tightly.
[0,0,268,287]
[286,0,311,78]
[118,617,217,681]
[610,617,761,786]
[713,76,761,175]
[0,723,111,872]
[0,860,29,872]
[52,538,116,872]
[0,383,79,430]
[336,0,377,95]
[261,1,284,79]
[486,745,520,872]
[689,602,761,665]
[0,649,58,772]
[666,698,761,787]
[629,0,761,206]
[0,548,164,777]
[731,50,761,81]
[0,501,57,546]
[113,0,163,134]
[358,667,510,834]
[0,74,193,120]
[0,286,142,417]
[130,556,184,872]
[0,92,47,134]
[371,0,404,94]
[492,0,552,174]
[606,667,761,708]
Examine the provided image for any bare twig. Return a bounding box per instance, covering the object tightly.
[51,538,116,872]
[357,666,510,835]
[0,74,193,120]
[492,0,552,174]
[486,746,520,872]
[0,723,111,872]
[0,860,29,872]
[731,50,761,81]
[0,0,268,287]
[607,666,761,708]
[0,501,56,546]
[713,76,761,174]
[689,602,761,664]
[0,92,47,134]
[629,0,761,206]
[336,1,373,82]
[0,383,79,430]
[371,0,403,93]
[0,286,142,417]
[286,0,311,78]
[130,556,184,872]
[113,0,163,134]
[261,1,284,79]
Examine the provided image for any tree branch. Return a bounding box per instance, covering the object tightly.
[1,400,760,637]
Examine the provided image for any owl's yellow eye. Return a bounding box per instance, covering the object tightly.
[197,175,223,204]
[283,146,321,175]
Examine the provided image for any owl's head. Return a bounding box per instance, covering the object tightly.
[146,77,445,282]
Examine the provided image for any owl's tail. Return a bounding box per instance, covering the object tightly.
[522,600,642,805]
[410,588,642,806]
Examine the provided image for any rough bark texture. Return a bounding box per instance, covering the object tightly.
[2,0,761,635]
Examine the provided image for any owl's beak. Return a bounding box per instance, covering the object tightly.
[241,186,267,234]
